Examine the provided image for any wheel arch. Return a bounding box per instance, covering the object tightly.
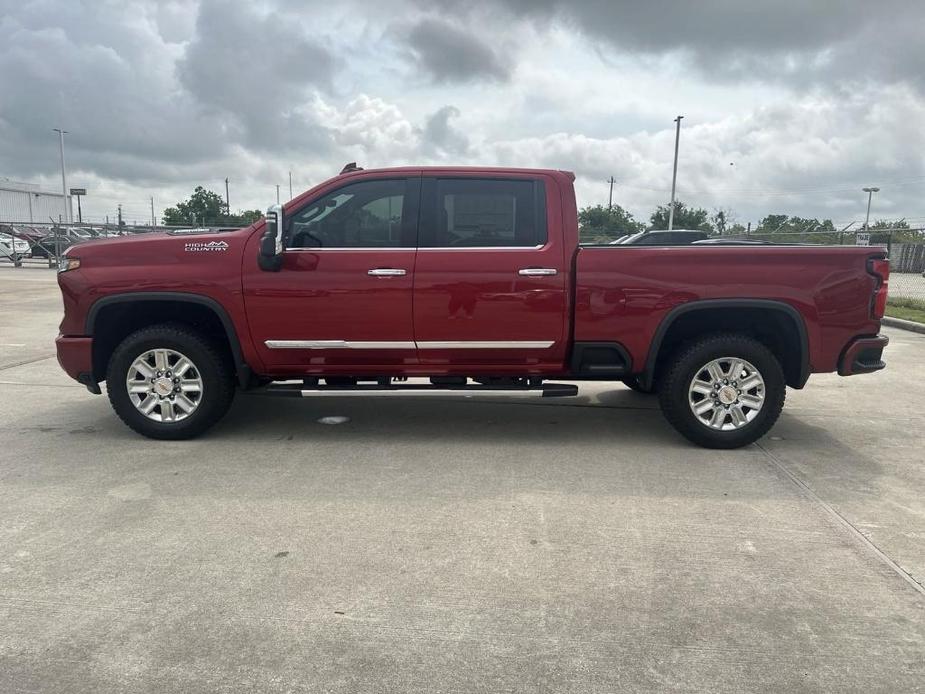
[85,292,251,387]
[640,299,810,391]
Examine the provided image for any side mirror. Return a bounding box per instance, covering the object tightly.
[258,204,284,272]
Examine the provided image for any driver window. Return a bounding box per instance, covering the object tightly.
[287,179,406,248]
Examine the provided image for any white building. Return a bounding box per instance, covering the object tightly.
[0,179,73,223]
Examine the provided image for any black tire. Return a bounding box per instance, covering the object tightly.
[622,375,656,394]
[658,333,785,449]
[106,324,235,440]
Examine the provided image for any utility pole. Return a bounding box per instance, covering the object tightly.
[53,128,70,223]
[289,171,293,201]
[667,115,683,231]
[276,185,280,204]
[862,187,880,231]
[150,197,156,226]
[225,177,230,214]
[607,176,615,211]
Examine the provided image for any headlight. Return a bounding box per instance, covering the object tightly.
[57,255,81,272]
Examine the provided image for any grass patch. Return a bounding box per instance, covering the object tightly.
[886,297,925,324]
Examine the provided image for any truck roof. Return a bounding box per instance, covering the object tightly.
[339,165,576,180]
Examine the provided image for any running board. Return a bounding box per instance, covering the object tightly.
[255,382,579,399]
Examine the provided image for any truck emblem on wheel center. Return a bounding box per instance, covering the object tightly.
[184,240,229,252]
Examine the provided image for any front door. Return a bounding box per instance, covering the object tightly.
[412,174,569,371]
[243,175,420,373]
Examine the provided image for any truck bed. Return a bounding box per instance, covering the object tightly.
[574,244,885,375]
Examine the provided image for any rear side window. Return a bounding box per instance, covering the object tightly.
[425,178,547,247]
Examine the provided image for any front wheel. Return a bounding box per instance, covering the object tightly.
[658,334,785,449]
[106,324,235,440]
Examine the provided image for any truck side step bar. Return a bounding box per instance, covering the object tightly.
[255,382,579,399]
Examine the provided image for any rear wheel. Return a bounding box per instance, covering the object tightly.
[658,334,785,449]
[106,324,234,440]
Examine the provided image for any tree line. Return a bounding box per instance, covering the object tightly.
[578,201,914,244]
[164,185,915,244]
[162,186,263,227]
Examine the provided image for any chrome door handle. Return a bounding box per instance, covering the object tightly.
[368,268,407,277]
[518,268,558,276]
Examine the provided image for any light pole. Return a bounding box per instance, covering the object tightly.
[667,115,683,230]
[53,128,70,223]
[862,187,880,231]
[289,171,293,201]
[276,185,280,204]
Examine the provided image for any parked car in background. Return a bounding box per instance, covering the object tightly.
[29,234,76,258]
[611,229,710,245]
[2,235,31,256]
[0,239,23,263]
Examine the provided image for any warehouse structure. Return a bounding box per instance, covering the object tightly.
[0,179,72,223]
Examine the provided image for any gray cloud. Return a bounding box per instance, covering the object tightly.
[422,0,925,90]
[404,18,512,83]
[0,1,230,183]
[177,0,337,152]
[2,0,925,226]
[421,106,470,156]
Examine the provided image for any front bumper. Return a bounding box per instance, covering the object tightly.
[55,335,100,393]
[838,334,889,376]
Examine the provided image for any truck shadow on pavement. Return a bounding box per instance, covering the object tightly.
[219,387,680,447]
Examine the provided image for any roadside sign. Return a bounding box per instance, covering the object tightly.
[69,188,87,196]
[856,232,870,246]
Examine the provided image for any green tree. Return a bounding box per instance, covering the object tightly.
[711,207,738,235]
[869,219,909,230]
[758,214,789,232]
[162,186,264,227]
[578,204,644,243]
[649,202,713,232]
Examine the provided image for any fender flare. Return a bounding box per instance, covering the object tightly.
[85,292,251,386]
[639,299,810,390]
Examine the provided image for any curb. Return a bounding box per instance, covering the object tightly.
[882,316,925,335]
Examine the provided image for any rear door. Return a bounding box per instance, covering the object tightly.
[412,174,569,369]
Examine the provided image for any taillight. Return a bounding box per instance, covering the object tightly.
[868,258,889,319]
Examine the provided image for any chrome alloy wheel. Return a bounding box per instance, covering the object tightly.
[688,357,765,431]
[126,348,204,423]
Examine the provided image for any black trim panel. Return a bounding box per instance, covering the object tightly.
[569,341,631,379]
[640,299,810,390]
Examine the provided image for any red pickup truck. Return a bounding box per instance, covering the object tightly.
[55,165,889,448]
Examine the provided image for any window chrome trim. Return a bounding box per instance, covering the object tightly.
[282,245,547,252]
[264,340,555,350]
[416,245,546,252]
[283,247,412,252]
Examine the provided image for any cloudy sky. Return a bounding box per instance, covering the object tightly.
[2,0,925,227]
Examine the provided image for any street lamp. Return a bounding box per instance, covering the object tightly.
[862,187,880,231]
[52,128,69,223]
[668,115,683,230]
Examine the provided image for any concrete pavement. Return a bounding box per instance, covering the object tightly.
[1,266,923,693]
